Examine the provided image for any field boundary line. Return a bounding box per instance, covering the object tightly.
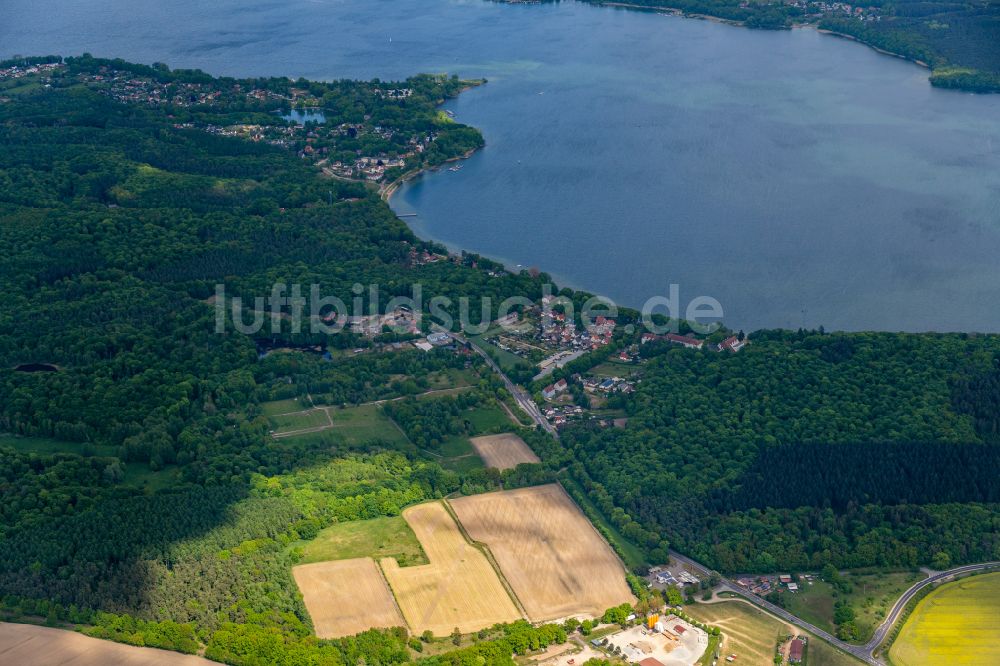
[442,498,530,620]
[373,557,410,632]
[555,481,632,577]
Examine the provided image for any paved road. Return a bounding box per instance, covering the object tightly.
[456,334,559,438]
[668,551,875,663]
[863,561,1000,653]
[670,550,999,664]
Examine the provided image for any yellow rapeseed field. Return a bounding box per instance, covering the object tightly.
[889,572,1000,666]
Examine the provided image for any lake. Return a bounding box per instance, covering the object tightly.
[280,108,327,125]
[3,0,1000,331]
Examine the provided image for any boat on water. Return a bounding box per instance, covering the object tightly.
[448,164,463,172]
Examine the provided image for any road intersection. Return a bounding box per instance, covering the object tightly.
[671,550,999,664]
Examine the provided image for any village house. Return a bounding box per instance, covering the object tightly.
[719,335,747,352]
[789,638,805,663]
[665,333,704,349]
[542,378,569,399]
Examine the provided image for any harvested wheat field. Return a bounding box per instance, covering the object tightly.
[381,501,523,635]
[0,622,216,666]
[450,483,634,621]
[292,558,405,638]
[470,433,540,470]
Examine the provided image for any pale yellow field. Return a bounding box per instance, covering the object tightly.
[292,558,405,638]
[0,622,216,666]
[450,484,635,621]
[469,433,540,470]
[890,573,1000,666]
[381,501,523,635]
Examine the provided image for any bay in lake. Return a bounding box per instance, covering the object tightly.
[4,0,1000,331]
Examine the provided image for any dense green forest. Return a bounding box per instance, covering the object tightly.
[558,330,1000,573]
[583,0,1000,92]
[0,58,562,663]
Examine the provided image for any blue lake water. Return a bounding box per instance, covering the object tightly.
[3,0,1000,331]
[280,109,326,125]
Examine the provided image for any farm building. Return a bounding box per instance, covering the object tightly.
[789,638,804,663]
[655,572,676,585]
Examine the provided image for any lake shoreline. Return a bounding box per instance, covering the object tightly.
[380,146,480,202]
[377,80,486,202]
[598,2,941,82]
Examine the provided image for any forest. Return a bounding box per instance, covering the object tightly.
[0,59,562,663]
[558,330,1000,573]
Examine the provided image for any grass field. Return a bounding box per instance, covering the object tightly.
[292,558,405,638]
[809,635,867,666]
[433,435,486,473]
[687,600,862,666]
[469,334,532,373]
[298,516,428,567]
[269,408,331,433]
[783,570,925,642]
[589,361,636,378]
[466,406,514,433]
[450,484,634,621]
[381,501,523,635]
[687,600,788,665]
[469,433,540,470]
[273,403,411,448]
[425,368,476,390]
[260,397,309,416]
[889,572,1000,666]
